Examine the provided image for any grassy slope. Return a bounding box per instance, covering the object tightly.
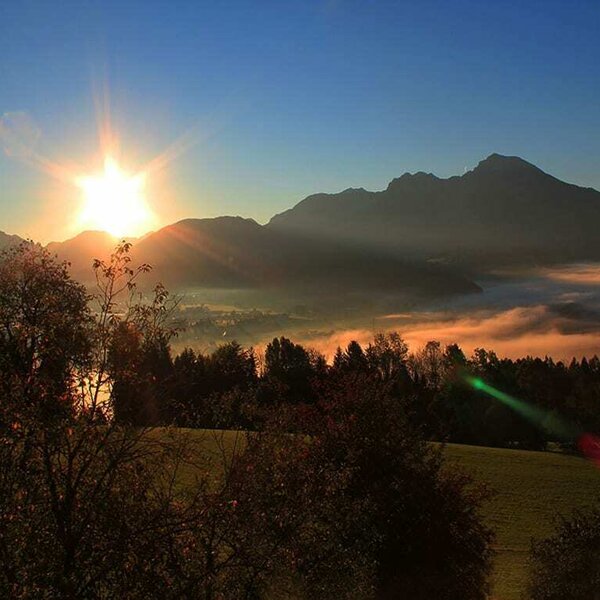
[446,444,600,600]
[163,430,600,600]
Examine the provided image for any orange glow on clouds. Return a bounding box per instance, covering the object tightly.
[542,264,600,285]
[283,305,600,362]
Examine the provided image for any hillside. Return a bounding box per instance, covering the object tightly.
[134,216,479,295]
[268,154,600,268]
[48,217,480,299]
[448,444,599,600]
[46,230,124,281]
[173,430,600,600]
[0,230,23,250]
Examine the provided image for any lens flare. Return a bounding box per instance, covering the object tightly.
[0,79,204,240]
[577,433,600,467]
[466,376,600,467]
[466,375,587,443]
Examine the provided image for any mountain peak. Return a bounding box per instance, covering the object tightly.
[340,187,367,194]
[171,216,261,231]
[386,171,439,192]
[0,230,23,250]
[472,153,542,175]
[46,229,119,248]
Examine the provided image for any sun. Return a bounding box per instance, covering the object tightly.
[76,157,155,238]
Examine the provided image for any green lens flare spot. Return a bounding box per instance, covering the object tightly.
[465,374,579,440]
[472,378,484,390]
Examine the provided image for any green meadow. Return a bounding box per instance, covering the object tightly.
[447,444,600,600]
[161,429,600,600]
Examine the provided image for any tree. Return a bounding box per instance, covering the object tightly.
[366,332,410,384]
[308,375,495,599]
[169,348,209,425]
[0,242,198,598]
[0,241,92,423]
[170,428,373,600]
[0,243,307,599]
[332,341,370,374]
[95,245,178,427]
[264,336,318,403]
[411,340,444,390]
[529,505,600,600]
[109,320,174,426]
[206,341,257,394]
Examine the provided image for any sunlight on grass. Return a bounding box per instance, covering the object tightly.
[153,429,600,600]
[447,444,600,600]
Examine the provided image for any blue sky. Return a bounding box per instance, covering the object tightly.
[1,0,599,241]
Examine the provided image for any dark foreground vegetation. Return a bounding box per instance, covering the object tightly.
[0,241,598,599]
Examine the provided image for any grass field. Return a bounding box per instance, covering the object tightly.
[446,444,600,600]
[162,429,600,600]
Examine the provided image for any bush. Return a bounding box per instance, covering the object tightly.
[306,374,495,600]
[529,504,600,600]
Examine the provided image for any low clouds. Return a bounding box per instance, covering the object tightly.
[292,302,600,362]
[542,264,600,286]
[398,304,600,360]
[225,264,600,362]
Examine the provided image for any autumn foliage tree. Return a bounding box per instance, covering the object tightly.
[305,375,494,600]
[0,241,92,424]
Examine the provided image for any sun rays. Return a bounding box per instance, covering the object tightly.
[0,80,204,240]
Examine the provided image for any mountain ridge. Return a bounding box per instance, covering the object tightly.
[4,153,599,301]
[267,153,600,267]
[0,230,24,250]
[39,214,479,300]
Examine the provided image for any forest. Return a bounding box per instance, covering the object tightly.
[119,318,600,451]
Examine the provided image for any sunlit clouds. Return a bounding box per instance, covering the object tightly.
[541,264,600,286]
[295,304,600,363]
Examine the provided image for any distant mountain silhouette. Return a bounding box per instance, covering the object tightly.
[130,217,478,296]
[47,230,128,281]
[23,152,599,298]
[0,231,24,250]
[268,154,600,267]
[46,217,478,298]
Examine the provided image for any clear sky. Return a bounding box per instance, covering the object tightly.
[1,0,599,242]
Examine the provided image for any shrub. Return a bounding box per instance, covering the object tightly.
[306,374,495,600]
[529,504,600,600]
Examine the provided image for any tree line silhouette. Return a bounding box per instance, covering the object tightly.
[113,327,600,450]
